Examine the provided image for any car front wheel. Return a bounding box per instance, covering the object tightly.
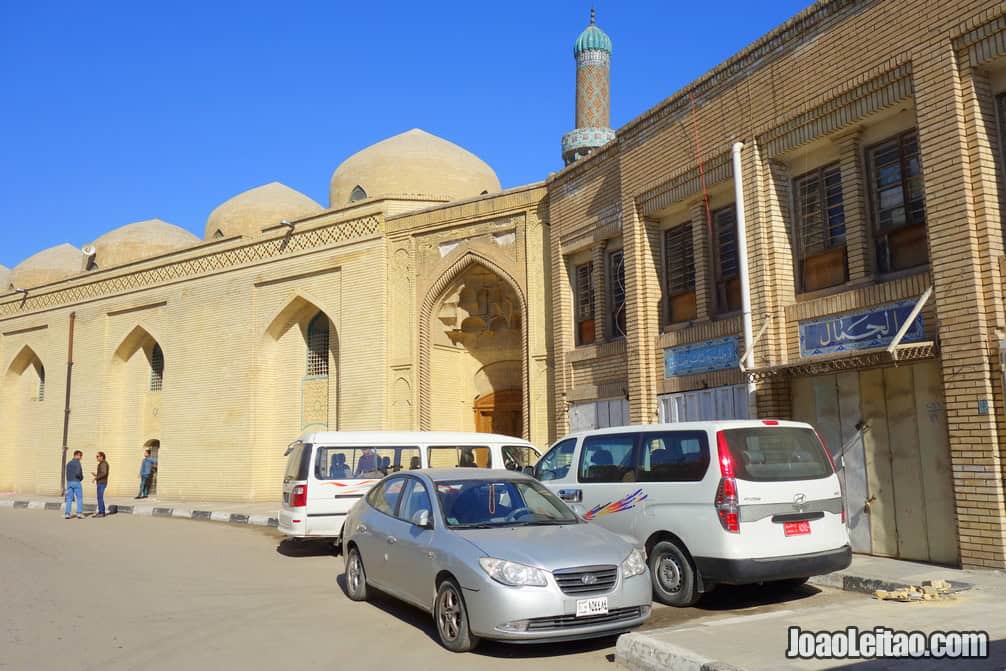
[650,540,700,607]
[434,579,480,652]
[345,546,369,601]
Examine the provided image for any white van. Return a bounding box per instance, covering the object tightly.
[534,420,851,606]
[279,431,541,541]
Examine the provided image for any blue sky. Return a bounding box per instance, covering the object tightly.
[0,0,810,269]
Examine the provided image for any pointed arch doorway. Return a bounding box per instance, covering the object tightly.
[420,254,528,439]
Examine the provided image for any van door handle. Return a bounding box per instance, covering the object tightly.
[558,489,582,503]
[387,536,397,545]
[356,524,368,533]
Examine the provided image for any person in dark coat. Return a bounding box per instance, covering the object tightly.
[64,450,84,519]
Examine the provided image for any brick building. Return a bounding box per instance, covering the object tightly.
[549,0,1006,569]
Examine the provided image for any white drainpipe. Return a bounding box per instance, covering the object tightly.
[732,141,757,417]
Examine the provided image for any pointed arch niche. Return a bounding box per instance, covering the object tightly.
[102,325,165,496]
[419,252,529,438]
[1,344,48,492]
[260,293,340,441]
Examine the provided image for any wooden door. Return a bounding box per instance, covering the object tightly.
[473,390,522,438]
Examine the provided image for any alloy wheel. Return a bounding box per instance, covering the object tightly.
[437,586,461,641]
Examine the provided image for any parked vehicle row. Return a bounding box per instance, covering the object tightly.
[280,421,852,652]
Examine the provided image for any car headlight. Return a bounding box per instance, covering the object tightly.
[479,557,548,587]
[621,548,647,579]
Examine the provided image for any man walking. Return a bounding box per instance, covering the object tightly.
[92,452,109,517]
[64,450,84,519]
[136,449,156,499]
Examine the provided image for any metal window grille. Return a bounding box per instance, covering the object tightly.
[575,262,594,321]
[713,206,738,280]
[306,313,330,377]
[609,250,626,338]
[37,366,45,402]
[794,163,846,256]
[867,130,926,272]
[664,224,694,295]
[149,344,164,391]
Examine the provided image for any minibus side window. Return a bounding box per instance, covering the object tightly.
[579,434,638,483]
[314,446,419,479]
[637,431,710,482]
[427,446,492,468]
[535,439,576,481]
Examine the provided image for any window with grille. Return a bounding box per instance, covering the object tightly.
[306,313,330,376]
[37,365,45,402]
[149,344,164,392]
[867,130,928,274]
[574,261,595,345]
[664,224,696,323]
[793,163,848,292]
[349,185,368,202]
[608,250,626,338]
[712,206,742,313]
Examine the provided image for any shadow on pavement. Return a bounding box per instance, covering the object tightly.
[696,581,822,611]
[275,538,338,558]
[334,574,622,659]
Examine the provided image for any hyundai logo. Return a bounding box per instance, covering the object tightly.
[793,493,807,511]
[581,574,598,586]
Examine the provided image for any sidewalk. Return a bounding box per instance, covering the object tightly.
[0,492,280,528]
[617,556,1006,671]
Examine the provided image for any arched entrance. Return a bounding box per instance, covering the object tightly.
[421,255,527,438]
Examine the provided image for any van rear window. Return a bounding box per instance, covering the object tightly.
[720,427,832,482]
[284,443,311,482]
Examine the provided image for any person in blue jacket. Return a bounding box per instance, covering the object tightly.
[136,449,157,499]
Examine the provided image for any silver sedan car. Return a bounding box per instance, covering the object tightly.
[342,468,652,652]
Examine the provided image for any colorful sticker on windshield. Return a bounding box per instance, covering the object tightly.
[583,489,648,520]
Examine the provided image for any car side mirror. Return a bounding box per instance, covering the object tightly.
[522,466,535,477]
[411,509,432,529]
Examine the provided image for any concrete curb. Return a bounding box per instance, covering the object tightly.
[808,572,972,595]
[2,499,279,528]
[615,632,745,671]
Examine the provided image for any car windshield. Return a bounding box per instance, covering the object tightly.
[435,479,579,528]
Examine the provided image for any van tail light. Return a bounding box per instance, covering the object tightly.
[815,430,846,524]
[291,484,308,508]
[715,431,740,533]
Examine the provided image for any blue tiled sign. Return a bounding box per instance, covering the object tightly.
[664,337,740,377]
[799,300,924,358]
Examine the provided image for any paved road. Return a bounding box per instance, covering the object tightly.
[0,509,861,670]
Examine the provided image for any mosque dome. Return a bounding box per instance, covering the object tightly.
[329,129,501,207]
[574,10,612,56]
[0,265,9,292]
[90,219,200,269]
[10,243,82,289]
[205,182,324,240]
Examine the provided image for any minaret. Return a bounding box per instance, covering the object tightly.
[561,8,615,165]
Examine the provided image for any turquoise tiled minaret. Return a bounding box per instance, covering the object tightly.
[562,8,615,166]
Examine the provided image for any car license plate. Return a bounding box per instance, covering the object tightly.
[576,597,608,617]
[784,520,811,536]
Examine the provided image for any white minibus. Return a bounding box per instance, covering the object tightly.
[534,420,851,606]
[279,431,541,542]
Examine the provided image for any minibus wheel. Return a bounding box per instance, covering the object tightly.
[649,540,699,607]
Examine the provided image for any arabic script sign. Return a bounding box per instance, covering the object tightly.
[799,301,924,358]
[664,337,739,377]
